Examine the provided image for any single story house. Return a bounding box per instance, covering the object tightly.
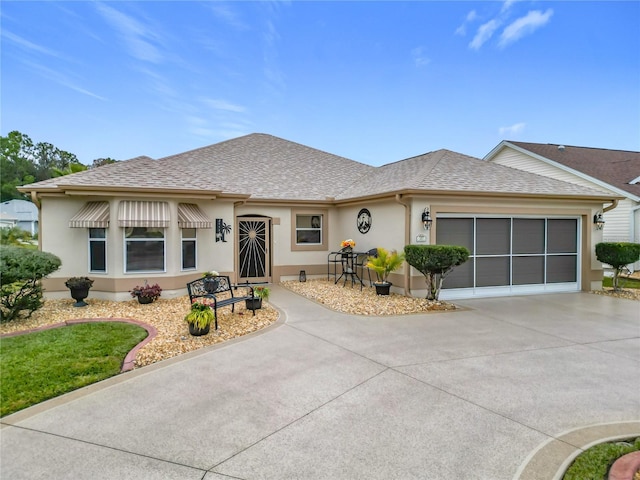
[0,212,19,229]
[484,141,640,271]
[1,199,39,235]
[19,133,619,300]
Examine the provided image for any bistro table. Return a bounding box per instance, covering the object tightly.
[328,250,365,289]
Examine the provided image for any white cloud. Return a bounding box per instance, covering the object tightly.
[498,9,553,48]
[455,10,477,36]
[501,0,518,14]
[21,60,107,101]
[95,3,164,63]
[499,122,526,136]
[411,46,430,67]
[208,3,249,30]
[202,98,246,113]
[469,19,501,50]
[2,30,65,59]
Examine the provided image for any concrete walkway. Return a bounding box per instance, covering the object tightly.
[1,287,639,479]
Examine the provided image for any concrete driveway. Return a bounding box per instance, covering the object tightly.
[1,288,639,479]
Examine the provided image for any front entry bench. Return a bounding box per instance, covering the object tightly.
[186,276,254,330]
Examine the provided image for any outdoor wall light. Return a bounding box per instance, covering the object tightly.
[593,212,605,230]
[422,208,432,230]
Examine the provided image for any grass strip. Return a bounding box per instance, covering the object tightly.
[603,276,640,289]
[0,322,147,417]
[563,437,640,480]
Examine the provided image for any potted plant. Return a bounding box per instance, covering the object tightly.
[185,301,215,336]
[65,276,94,307]
[245,285,270,311]
[202,271,220,293]
[366,248,405,295]
[130,282,162,304]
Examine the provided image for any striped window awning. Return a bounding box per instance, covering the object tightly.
[118,201,170,228]
[178,203,212,229]
[69,202,110,228]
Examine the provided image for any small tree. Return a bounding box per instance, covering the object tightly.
[404,245,470,300]
[0,246,61,322]
[595,242,640,291]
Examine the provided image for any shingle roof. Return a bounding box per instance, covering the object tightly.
[508,141,640,198]
[20,134,615,202]
[338,149,610,199]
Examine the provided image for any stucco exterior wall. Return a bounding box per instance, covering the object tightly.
[401,195,605,298]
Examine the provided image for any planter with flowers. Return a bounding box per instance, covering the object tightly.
[202,271,220,294]
[185,301,215,336]
[65,276,94,307]
[130,282,162,304]
[245,285,270,311]
[340,238,356,253]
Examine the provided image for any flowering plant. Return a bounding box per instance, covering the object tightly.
[202,271,219,277]
[130,282,162,301]
[341,239,356,249]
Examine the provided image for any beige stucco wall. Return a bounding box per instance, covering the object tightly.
[402,195,605,298]
[38,191,608,300]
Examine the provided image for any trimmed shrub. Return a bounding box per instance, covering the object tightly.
[404,244,470,300]
[595,242,640,291]
[0,246,61,322]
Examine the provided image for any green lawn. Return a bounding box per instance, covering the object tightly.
[603,275,640,289]
[563,437,640,480]
[0,322,147,417]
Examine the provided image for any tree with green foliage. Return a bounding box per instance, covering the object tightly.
[91,157,118,168]
[0,130,87,202]
[595,242,640,291]
[404,244,470,300]
[0,131,37,201]
[0,227,34,247]
[0,246,61,322]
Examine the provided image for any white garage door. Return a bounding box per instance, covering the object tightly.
[436,216,580,299]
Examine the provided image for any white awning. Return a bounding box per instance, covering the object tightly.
[178,203,212,229]
[69,202,110,228]
[118,201,169,228]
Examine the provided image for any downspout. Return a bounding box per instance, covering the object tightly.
[603,199,618,213]
[394,194,411,296]
[30,192,42,250]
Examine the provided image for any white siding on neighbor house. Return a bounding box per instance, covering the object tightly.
[602,198,634,242]
[491,149,612,193]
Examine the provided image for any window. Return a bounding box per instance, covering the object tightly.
[182,228,197,270]
[89,228,107,273]
[296,214,322,245]
[291,209,328,251]
[124,227,165,272]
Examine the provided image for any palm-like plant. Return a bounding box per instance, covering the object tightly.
[366,248,405,284]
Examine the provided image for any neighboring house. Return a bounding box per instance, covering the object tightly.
[0,212,18,229]
[19,133,618,301]
[484,141,640,271]
[0,199,39,235]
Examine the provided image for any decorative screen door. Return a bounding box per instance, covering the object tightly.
[237,218,270,282]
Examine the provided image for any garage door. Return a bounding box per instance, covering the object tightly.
[436,216,580,299]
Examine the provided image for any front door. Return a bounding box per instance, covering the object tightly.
[237,217,270,283]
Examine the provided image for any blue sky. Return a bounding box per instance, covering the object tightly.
[2,1,639,166]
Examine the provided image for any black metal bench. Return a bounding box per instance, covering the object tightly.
[186,276,254,330]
